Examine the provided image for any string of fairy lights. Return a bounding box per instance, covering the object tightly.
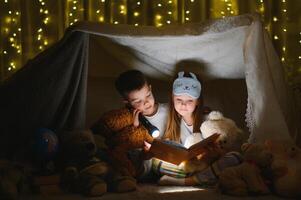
[0,0,300,83]
[36,0,49,52]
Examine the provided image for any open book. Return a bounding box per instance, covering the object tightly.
[149,133,220,165]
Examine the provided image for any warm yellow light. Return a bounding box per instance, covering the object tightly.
[96,10,100,14]
[38,28,43,33]
[185,11,190,14]
[41,2,45,6]
[18,28,21,31]
[157,3,162,7]
[274,35,279,40]
[44,10,48,14]
[227,7,230,11]
[168,0,172,3]
[70,22,73,25]
[282,0,286,2]
[44,40,48,45]
[9,37,14,42]
[260,0,264,3]
[281,57,285,62]
[101,0,105,2]
[4,0,8,3]
[282,47,286,51]
[114,21,119,24]
[168,11,172,14]
[39,46,43,50]
[17,50,21,54]
[283,9,287,12]
[137,1,141,5]
[156,15,162,20]
[3,51,7,54]
[283,28,287,32]
[40,9,43,13]
[73,0,77,3]
[37,34,42,40]
[299,40,301,43]
[74,19,78,22]
[8,11,12,14]
[5,17,11,23]
[8,67,12,71]
[273,17,278,22]
[69,13,73,16]
[190,0,194,2]
[230,11,234,14]
[157,23,163,27]
[15,12,19,15]
[120,5,125,10]
[99,16,104,22]
[134,12,139,17]
[10,62,15,67]
[166,20,171,24]
[134,23,138,26]
[298,56,301,59]
[221,11,225,15]
[13,33,16,37]
[73,6,77,10]
[185,17,190,21]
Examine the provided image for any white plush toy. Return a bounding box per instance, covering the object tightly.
[181,111,245,173]
[200,111,245,152]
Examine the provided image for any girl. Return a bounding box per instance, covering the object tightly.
[153,71,242,186]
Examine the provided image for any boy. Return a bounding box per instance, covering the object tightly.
[114,69,168,138]
[92,70,168,191]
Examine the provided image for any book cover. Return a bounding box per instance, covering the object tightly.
[149,133,219,165]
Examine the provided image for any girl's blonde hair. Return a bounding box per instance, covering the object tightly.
[163,72,204,142]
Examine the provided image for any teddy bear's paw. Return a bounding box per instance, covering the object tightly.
[109,176,137,193]
[88,180,107,197]
[80,162,108,176]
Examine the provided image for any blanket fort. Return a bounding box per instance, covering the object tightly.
[0,14,298,159]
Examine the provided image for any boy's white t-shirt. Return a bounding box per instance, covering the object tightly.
[145,103,168,139]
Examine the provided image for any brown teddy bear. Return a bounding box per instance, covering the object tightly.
[265,139,301,198]
[59,130,136,196]
[58,129,109,197]
[91,108,154,178]
[218,142,273,196]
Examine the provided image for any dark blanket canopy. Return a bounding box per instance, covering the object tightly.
[0,31,89,158]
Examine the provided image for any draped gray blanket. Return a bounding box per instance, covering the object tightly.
[0,14,298,159]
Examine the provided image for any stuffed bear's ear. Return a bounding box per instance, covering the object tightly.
[241,143,252,152]
[207,111,223,120]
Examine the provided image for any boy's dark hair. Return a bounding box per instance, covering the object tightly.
[115,70,148,98]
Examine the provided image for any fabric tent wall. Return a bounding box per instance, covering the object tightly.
[0,14,298,159]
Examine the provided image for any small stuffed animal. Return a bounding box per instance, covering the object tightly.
[218,143,273,196]
[200,111,245,152]
[265,139,301,198]
[58,129,109,197]
[91,108,153,183]
[181,111,245,173]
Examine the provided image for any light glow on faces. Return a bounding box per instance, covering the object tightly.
[173,94,198,118]
[126,84,156,116]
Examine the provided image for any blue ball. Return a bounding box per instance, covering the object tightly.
[34,128,59,161]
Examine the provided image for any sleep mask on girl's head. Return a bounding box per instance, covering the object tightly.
[172,71,201,99]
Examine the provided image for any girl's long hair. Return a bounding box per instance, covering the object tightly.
[163,72,204,142]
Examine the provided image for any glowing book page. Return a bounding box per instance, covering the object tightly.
[149,133,219,165]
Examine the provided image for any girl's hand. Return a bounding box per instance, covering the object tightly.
[142,141,153,160]
[133,109,141,127]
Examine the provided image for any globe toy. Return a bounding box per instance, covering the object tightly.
[34,128,59,162]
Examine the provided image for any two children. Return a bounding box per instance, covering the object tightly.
[99,69,241,188]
